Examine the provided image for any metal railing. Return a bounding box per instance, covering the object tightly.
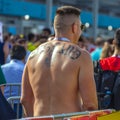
[7,96,23,119]
[5,83,21,97]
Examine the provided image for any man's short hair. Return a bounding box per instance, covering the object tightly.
[42,28,51,35]
[16,38,27,44]
[10,45,26,60]
[54,6,81,31]
[27,33,35,41]
[95,37,104,46]
[115,28,120,47]
[56,6,81,16]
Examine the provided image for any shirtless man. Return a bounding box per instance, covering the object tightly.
[21,6,98,117]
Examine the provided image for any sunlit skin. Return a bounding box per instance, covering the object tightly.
[21,6,98,117]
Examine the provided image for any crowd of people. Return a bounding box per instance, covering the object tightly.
[0,5,120,119]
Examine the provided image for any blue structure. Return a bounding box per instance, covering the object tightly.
[0,0,120,28]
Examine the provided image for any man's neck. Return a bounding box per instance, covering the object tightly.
[55,32,74,41]
[54,37,70,42]
[55,35,77,44]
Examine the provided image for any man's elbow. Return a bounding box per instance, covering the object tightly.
[20,96,28,105]
[87,104,98,111]
[83,103,98,111]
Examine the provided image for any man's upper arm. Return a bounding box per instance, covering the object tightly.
[21,62,33,101]
[78,50,98,111]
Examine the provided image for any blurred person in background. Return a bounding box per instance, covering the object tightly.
[0,41,5,65]
[32,33,52,48]
[1,45,26,99]
[27,33,37,52]
[0,33,11,65]
[100,38,114,60]
[100,28,120,71]
[33,28,52,46]
[41,27,51,38]
[78,36,88,50]
[1,45,26,119]
[6,37,30,63]
[86,37,96,53]
[91,37,104,61]
[34,35,48,47]
[16,38,31,63]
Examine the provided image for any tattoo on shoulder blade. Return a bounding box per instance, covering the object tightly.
[29,50,37,59]
[58,44,81,60]
[44,45,56,67]
[29,45,45,59]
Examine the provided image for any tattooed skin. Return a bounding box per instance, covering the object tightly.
[44,45,55,67]
[29,45,45,59]
[29,43,81,67]
[29,49,38,59]
[58,44,81,60]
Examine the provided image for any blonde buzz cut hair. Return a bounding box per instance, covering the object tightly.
[54,6,81,32]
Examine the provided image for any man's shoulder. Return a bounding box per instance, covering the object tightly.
[28,45,43,60]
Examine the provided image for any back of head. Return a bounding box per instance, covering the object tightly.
[42,28,51,37]
[54,6,81,34]
[10,45,26,60]
[95,37,104,47]
[16,38,27,44]
[100,42,114,59]
[114,28,120,48]
[27,33,35,42]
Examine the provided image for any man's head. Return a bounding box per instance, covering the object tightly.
[16,38,28,50]
[27,33,36,42]
[54,6,82,43]
[114,28,120,49]
[10,45,26,61]
[42,28,51,37]
[95,37,104,47]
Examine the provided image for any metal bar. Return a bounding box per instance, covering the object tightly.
[5,83,21,96]
[6,83,21,86]
[92,0,99,41]
[53,111,89,119]
[46,0,53,28]
[7,96,22,119]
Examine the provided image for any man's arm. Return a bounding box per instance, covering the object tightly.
[0,86,5,94]
[79,50,98,111]
[20,62,34,117]
[3,42,10,63]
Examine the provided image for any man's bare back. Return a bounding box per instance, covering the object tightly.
[21,6,98,117]
[21,40,97,116]
[28,41,82,115]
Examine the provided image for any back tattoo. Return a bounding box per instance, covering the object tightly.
[29,43,81,67]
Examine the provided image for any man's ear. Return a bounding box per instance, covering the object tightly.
[72,23,77,34]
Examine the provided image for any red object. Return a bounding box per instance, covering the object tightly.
[68,115,89,120]
[100,56,120,72]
